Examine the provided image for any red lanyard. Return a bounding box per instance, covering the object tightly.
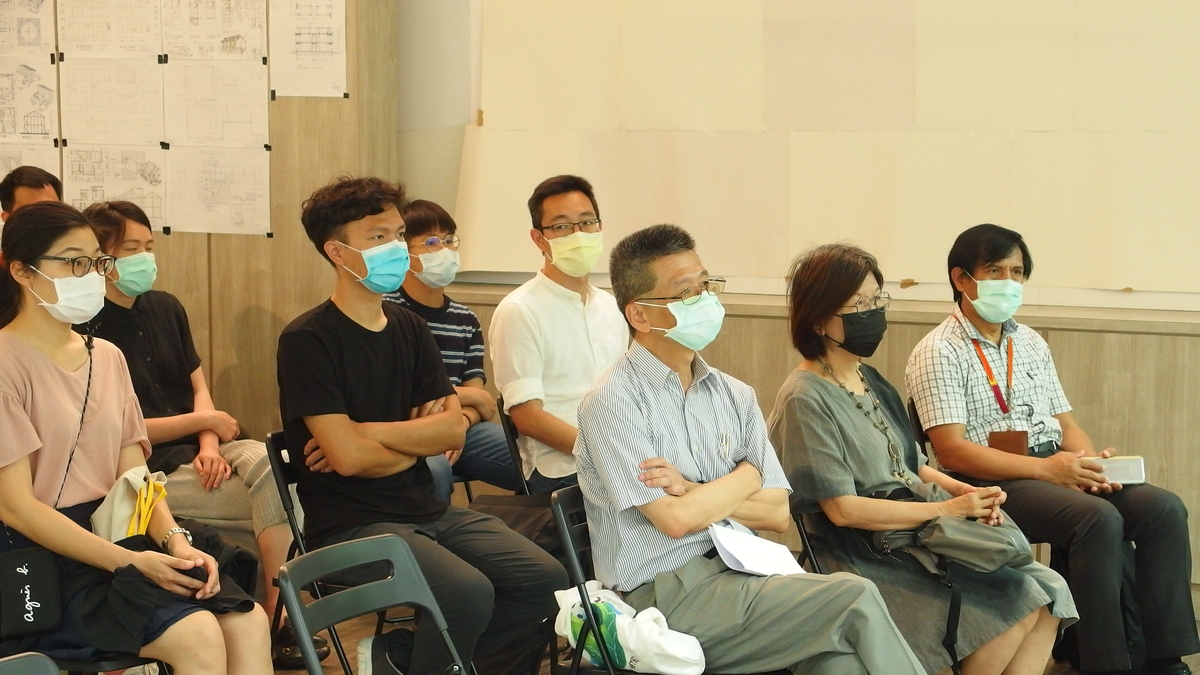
[970,337,1013,415]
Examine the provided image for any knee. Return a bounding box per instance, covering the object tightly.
[1076,500,1124,543]
[166,611,227,671]
[826,572,884,605]
[444,569,496,620]
[223,604,271,645]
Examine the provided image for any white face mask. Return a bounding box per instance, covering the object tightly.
[414,248,461,289]
[30,268,107,324]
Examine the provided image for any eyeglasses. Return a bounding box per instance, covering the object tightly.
[536,218,602,238]
[838,291,891,317]
[413,234,460,250]
[638,278,726,306]
[35,254,116,277]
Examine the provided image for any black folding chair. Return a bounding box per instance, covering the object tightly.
[497,396,532,495]
[55,654,168,675]
[0,653,58,675]
[278,534,465,675]
[791,512,823,575]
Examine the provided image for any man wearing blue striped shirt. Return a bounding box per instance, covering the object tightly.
[576,224,924,675]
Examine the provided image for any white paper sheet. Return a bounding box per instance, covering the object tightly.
[166,146,269,234]
[57,0,163,58]
[267,0,346,97]
[162,0,266,60]
[62,144,167,228]
[0,0,56,56]
[0,140,59,180]
[164,59,268,147]
[708,524,805,577]
[59,58,165,145]
[0,55,57,141]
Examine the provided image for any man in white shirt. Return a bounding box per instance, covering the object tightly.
[489,175,628,494]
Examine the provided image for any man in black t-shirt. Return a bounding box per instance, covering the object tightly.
[277,177,566,675]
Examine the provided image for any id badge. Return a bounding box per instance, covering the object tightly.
[988,430,1029,456]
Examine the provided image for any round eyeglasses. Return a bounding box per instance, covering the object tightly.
[414,234,460,250]
[638,278,726,306]
[838,291,891,317]
[35,254,116,277]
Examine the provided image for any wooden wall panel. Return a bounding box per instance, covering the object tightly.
[152,231,212,374]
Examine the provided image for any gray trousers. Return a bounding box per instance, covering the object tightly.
[624,556,924,675]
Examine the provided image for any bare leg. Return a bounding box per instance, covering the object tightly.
[960,607,1040,675]
[256,522,291,618]
[1001,607,1059,675]
[140,610,227,675]
[216,605,274,675]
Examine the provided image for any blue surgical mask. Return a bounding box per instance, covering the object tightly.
[112,252,157,297]
[637,291,726,351]
[967,274,1023,324]
[414,248,460,289]
[339,239,409,294]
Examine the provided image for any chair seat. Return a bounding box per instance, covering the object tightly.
[55,653,158,673]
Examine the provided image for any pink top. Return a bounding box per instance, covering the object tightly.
[0,333,150,508]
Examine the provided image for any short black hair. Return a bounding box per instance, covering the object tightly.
[946,224,1033,302]
[527,175,599,229]
[609,224,696,332]
[400,199,456,242]
[83,201,153,253]
[0,166,63,213]
[300,176,407,264]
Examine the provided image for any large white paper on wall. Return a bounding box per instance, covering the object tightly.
[0,0,56,56]
[59,58,165,145]
[166,146,269,234]
[57,0,163,58]
[267,0,346,97]
[0,55,57,142]
[164,59,268,147]
[0,141,60,179]
[163,0,266,60]
[62,144,167,228]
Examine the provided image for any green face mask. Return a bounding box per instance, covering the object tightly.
[112,252,158,297]
[967,275,1022,324]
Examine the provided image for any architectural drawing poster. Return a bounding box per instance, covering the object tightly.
[268,0,346,97]
[0,55,57,142]
[166,146,269,234]
[0,140,60,180]
[57,0,163,58]
[59,57,165,145]
[164,59,268,147]
[0,0,56,57]
[63,144,167,228]
[163,0,266,61]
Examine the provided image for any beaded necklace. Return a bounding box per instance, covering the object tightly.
[816,359,913,486]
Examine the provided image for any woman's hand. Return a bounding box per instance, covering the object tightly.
[939,485,1006,525]
[130,550,209,597]
[193,448,232,491]
[169,541,221,599]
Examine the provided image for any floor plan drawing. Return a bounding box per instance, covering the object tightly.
[167,146,268,233]
[0,56,56,140]
[64,144,169,228]
[60,58,164,145]
[164,59,267,146]
[163,0,265,60]
[268,0,344,96]
[0,0,54,56]
[58,0,163,57]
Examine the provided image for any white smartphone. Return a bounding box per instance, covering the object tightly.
[1097,455,1145,485]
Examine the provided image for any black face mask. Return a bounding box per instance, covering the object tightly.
[828,307,888,358]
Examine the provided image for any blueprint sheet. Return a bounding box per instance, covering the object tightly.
[0,0,56,56]
[163,0,266,60]
[165,59,268,146]
[166,146,269,234]
[0,55,56,141]
[59,58,165,145]
[57,0,163,58]
[268,0,345,96]
[0,140,59,180]
[63,144,167,228]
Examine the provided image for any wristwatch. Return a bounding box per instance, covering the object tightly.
[161,527,193,552]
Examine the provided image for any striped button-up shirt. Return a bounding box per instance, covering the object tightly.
[905,305,1072,448]
[575,342,791,591]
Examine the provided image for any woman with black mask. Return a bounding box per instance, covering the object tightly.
[766,243,1077,675]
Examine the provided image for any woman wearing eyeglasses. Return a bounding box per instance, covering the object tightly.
[0,202,270,674]
[765,243,1076,675]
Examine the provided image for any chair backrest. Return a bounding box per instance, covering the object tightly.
[0,653,59,675]
[497,396,532,495]
[549,485,594,586]
[278,534,465,675]
[792,512,823,575]
[265,430,306,554]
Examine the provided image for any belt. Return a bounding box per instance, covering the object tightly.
[703,546,719,559]
[1028,440,1060,458]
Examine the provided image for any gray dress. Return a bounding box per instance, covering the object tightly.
[767,366,1077,674]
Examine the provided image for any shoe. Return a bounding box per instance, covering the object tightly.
[272,618,332,669]
[1143,659,1192,675]
[357,629,414,675]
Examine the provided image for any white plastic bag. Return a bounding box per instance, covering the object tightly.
[554,580,705,675]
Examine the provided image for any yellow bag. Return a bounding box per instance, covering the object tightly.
[127,477,168,537]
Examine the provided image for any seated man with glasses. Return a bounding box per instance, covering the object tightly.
[489,175,627,494]
[905,224,1197,675]
[383,199,520,494]
[577,224,925,675]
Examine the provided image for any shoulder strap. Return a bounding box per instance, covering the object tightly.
[53,336,94,509]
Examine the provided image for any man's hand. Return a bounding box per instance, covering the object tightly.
[1041,450,1120,494]
[193,448,231,490]
[638,457,698,497]
[952,485,1007,525]
[445,448,463,465]
[303,437,335,473]
[456,387,498,422]
[202,410,240,443]
[411,397,447,419]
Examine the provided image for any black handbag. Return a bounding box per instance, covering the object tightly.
[0,341,93,639]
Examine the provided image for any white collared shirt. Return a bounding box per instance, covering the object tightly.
[489,271,628,479]
[905,305,1072,448]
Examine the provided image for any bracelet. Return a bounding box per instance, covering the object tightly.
[160,527,193,552]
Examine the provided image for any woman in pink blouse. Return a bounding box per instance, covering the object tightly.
[0,202,270,674]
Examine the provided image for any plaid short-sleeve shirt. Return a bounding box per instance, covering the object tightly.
[905,306,1072,447]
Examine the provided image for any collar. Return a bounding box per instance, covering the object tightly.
[951,304,1018,345]
[533,270,594,305]
[626,341,715,392]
